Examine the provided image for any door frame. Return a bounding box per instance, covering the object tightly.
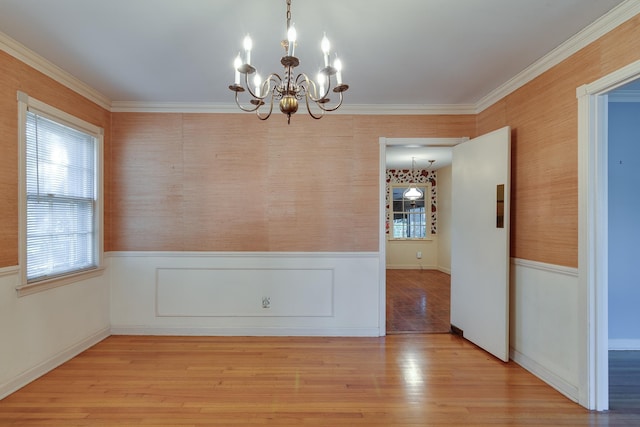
[378,137,467,336]
[577,59,640,410]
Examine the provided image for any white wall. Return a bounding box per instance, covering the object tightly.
[385,238,438,269]
[608,101,640,349]
[109,252,381,336]
[509,259,580,401]
[0,266,110,399]
[437,166,452,273]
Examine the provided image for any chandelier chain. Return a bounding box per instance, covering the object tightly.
[286,0,291,30]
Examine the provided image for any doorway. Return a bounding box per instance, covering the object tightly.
[577,59,640,410]
[378,138,464,334]
[607,81,640,410]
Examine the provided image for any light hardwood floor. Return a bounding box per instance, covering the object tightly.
[1,334,639,426]
[386,269,450,334]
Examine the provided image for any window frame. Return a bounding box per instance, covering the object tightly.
[389,183,432,241]
[16,91,104,297]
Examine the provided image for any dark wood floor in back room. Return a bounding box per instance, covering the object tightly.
[610,350,640,412]
[386,269,450,334]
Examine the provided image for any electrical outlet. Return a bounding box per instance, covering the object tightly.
[416,251,422,259]
[262,297,271,309]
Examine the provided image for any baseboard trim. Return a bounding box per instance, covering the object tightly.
[510,347,579,403]
[110,326,380,337]
[437,266,451,274]
[609,339,640,350]
[0,327,110,400]
[386,265,438,270]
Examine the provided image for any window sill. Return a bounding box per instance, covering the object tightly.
[16,266,106,297]
[388,237,434,242]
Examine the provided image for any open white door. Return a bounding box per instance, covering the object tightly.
[451,126,511,362]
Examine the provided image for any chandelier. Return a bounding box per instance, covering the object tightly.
[403,157,425,201]
[229,0,349,124]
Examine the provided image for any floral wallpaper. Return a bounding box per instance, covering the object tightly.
[386,169,437,235]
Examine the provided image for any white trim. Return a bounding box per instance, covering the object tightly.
[510,348,579,403]
[0,327,110,400]
[386,265,439,270]
[477,0,640,113]
[609,339,640,350]
[110,101,477,115]
[0,265,19,278]
[3,2,638,116]
[109,326,379,337]
[510,258,578,277]
[379,138,388,337]
[16,267,106,297]
[384,137,468,147]
[576,58,640,411]
[21,92,103,136]
[0,31,111,110]
[106,251,378,259]
[17,92,105,296]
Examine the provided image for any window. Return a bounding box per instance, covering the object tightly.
[391,184,430,239]
[18,92,103,295]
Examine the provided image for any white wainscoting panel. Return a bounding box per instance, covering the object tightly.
[110,252,380,336]
[0,265,110,399]
[510,258,580,402]
[156,268,333,317]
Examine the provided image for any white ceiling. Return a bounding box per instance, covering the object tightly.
[0,0,630,168]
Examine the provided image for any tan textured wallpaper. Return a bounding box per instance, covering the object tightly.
[109,113,475,252]
[476,14,640,268]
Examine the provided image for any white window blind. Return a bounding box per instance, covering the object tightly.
[25,110,97,282]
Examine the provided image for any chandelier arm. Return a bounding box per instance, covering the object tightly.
[304,92,325,120]
[295,73,320,102]
[234,91,263,113]
[313,90,345,113]
[296,72,338,105]
[260,73,282,100]
[243,71,267,100]
[255,92,275,121]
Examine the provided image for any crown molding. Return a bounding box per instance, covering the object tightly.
[2,0,637,117]
[339,103,477,115]
[476,0,640,113]
[110,102,238,113]
[110,101,477,115]
[0,31,112,111]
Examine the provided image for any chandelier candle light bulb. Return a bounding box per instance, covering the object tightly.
[228,0,349,123]
[243,35,252,65]
[234,54,242,85]
[321,34,331,67]
[287,24,297,56]
[254,73,262,96]
[334,58,343,85]
[317,72,325,98]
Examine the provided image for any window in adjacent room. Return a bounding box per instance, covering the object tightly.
[17,92,104,295]
[390,184,430,239]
